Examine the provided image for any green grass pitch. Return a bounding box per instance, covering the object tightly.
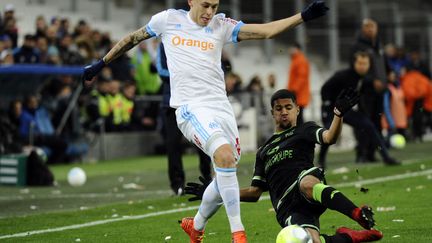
[1,141,432,242]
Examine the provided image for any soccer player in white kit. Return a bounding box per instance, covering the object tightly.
[83,1,328,242]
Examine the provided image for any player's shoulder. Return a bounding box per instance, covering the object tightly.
[299,121,321,130]
[214,13,240,26]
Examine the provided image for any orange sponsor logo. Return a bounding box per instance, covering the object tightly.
[171,36,215,51]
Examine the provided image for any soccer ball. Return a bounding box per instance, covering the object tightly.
[390,134,406,149]
[276,225,312,243]
[67,167,86,187]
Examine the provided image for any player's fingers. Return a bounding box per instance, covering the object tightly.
[186,182,201,187]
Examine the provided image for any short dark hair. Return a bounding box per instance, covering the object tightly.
[270,89,297,107]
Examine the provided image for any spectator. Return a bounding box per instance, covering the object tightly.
[19,94,67,164]
[86,78,114,132]
[246,75,266,114]
[35,15,48,38]
[319,52,399,168]
[3,4,18,48]
[226,72,243,96]
[35,36,49,63]
[400,66,431,141]
[384,44,409,77]
[267,73,277,92]
[13,34,40,64]
[350,18,389,162]
[8,99,22,127]
[287,42,310,125]
[132,41,161,95]
[107,41,133,81]
[0,49,13,65]
[409,50,431,79]
[58,34,84,65]
[381,71,408,140]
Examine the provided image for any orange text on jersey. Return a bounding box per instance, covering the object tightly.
[172,36,215,51]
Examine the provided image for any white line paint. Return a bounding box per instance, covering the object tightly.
[1,169,432,240]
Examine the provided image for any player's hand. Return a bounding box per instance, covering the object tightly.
[334,88,360,117]
[301,1,329,22]
[82,59,105,87]
[185,176,211,202]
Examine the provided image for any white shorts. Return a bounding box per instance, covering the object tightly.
[175,100,241,162]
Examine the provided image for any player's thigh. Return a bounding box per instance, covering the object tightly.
[175,103,228,159]
[214,101,241,161]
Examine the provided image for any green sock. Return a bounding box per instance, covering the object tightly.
[312,183,357,218]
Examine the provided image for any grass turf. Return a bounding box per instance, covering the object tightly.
[1,141,431,242]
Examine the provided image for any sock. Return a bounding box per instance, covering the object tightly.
[194,180,222,231]
[321,234,352,243]
[215,168,244,233]
[312,183,357,218]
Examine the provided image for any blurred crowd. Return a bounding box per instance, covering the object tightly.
[0,4,431,166]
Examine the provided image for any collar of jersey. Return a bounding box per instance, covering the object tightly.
[274,126,295,135]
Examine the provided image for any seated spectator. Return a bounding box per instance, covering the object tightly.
[0,49,13,64]
[3,4,18,48]
[85,77,115,132]
[19,94,67,164]
[13,34,40,64]
[34,15,47,39]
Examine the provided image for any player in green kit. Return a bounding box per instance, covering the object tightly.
[186,89,384,243]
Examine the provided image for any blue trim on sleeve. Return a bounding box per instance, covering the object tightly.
[232,21,245,43]
[383,90,396,129]
[145,25,157,37]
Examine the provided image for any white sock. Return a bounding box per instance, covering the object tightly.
[194,180,222,231]
[216,168,244,233]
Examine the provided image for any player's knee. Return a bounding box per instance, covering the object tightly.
[213,144,236,168]
[299,175,320,200]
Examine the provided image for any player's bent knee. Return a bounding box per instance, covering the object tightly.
[213,144,236,168]
[299,175,320,199]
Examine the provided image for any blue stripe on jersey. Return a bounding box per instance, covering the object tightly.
[145,25,157,37]
[180,106,210,141]
[232,21,245,43]
[215,167,237,172]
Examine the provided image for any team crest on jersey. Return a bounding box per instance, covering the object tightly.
[204,27,213,34]
[208,121,220,129]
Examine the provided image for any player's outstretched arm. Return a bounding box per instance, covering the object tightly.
[239,186,263,202]
[82,26,152,87]
[238,0,328,41]
[322,88,360,144]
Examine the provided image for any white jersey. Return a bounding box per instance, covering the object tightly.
[146,9,244,108]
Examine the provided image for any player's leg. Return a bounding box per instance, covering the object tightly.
[298,169,376,229]
[164,107,185,195]
[176,103,245,242]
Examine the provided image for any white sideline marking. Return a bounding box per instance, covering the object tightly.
[1,169,432,240]
[0,206,199,240]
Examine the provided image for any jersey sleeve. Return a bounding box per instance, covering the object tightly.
[251,149,269,191]
[216,14,245,44]
[146,10,168,37]
[301,121,325,145]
